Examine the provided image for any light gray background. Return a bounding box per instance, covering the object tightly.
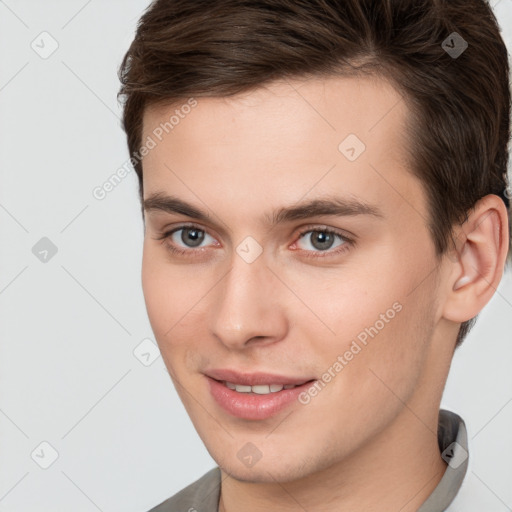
[0,1,511,511]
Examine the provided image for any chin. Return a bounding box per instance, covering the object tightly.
[219,461,308,484]
[212,445,327,484]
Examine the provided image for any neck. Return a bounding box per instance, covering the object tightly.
[218,406,447,512]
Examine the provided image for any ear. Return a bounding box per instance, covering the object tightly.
[442,194,509,323]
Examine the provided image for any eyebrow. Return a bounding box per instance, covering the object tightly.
[143,192,383,226]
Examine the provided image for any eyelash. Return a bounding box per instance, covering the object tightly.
[156,223,353,259]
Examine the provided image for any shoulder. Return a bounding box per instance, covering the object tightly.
[147,467,221,512]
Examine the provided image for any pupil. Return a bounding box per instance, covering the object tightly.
[182,228,204,247]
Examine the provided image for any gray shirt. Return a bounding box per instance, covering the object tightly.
[148,409,468,512]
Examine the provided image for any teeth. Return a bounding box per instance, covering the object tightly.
[224,381,295,394]
[234,384,252,393]
[252,385,272,394]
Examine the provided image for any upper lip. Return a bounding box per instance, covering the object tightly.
[205,368,315,386]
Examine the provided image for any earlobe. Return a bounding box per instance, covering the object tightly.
[443,195,509,322]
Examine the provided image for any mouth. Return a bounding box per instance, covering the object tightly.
[204,369,317,420]
[204,368,315,387]
[219,380,311,394]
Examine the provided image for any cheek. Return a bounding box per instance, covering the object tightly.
[300,251,437,389]
[141,242,184,343]
[291,262,408,347]
[141,248,167,335]
[141,242,213,363]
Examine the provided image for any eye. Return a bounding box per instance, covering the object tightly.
[294,227,351,256]
[156,224,353,259]
[157,224,217,255]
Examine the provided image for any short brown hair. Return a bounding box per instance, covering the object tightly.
[118,0,511,345]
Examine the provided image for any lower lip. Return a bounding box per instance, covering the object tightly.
[206,376,315,420]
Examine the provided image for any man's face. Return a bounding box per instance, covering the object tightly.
[140,76,447,482]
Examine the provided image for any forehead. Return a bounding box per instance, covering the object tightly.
[140,75,425,224]
[142,75,408,151]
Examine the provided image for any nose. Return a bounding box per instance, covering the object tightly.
[210,250,288,351]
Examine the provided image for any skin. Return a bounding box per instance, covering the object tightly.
[140,76,508,512]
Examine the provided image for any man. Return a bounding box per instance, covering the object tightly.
[118,0,511,510]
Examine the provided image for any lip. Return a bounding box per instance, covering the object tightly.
[204,368,315,386]
[206,374,316,421]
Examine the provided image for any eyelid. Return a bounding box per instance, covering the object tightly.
[156,222,354,241]
[295,223,355,242]
[156,222,212,241]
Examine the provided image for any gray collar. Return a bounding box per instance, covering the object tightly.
[417,409,469,511]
